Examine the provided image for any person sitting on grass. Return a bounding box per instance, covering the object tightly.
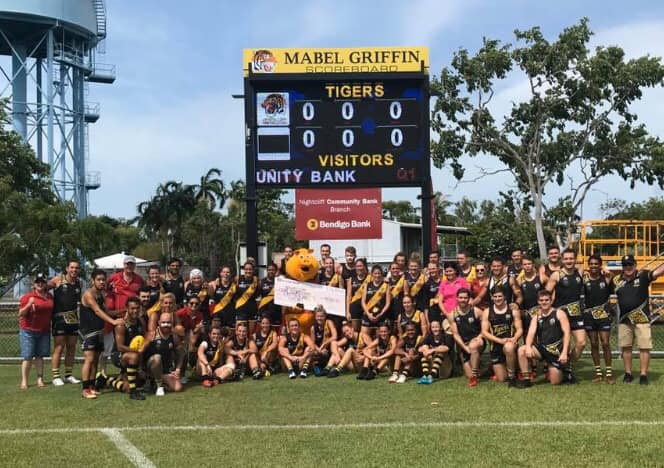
[196,326,225,387]
[310,306,338,376]
[397,294,428,338]
[107,297,146,400]
[360,324,397,380]
[417,320,454,384]
[143,312,183,396]
[326,321,369,378]
[390,322,423,383]
[219,323,262,381]
[278,318,315,379]
[516,290,571,388]
[253,316,279,376]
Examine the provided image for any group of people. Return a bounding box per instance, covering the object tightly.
[16,243,664,399]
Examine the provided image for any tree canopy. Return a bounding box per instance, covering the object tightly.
[430,18,664,258]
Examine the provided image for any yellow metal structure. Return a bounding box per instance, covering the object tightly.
[574,220,664,295]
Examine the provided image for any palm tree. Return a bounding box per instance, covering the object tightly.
[194,168,226,209]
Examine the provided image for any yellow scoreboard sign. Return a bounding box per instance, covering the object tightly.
[243,47,429,75]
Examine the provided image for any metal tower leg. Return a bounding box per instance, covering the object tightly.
[46,29,55,175]
[11,43,27,140]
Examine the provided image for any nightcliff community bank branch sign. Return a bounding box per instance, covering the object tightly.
[295,188,382,240]
[243,47,430,188]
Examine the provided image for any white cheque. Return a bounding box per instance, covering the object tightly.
[274,276,346,317]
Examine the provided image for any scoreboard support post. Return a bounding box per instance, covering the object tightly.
[244,76,259,262]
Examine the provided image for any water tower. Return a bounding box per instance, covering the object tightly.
[0,0,115,218]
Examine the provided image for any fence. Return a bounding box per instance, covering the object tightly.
[1,296,663,362]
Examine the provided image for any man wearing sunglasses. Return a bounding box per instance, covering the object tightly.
[177,297,207,381]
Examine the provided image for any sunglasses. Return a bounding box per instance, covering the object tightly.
[476,269,485,272]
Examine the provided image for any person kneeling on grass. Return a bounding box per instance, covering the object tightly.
[360,324,397,380]
[220,323,262,381]
[143,312,183,396]
[253,316,279,376]
[390,322,423,384]
[417,320,454,384]
[481,286,523,387]
[107,297,146,400]
[310,306,338,376]
[325,321,369,378]
[516,290,571,388]
[449,288,484,387]
[279,318,315,379]
[196,326,225,387]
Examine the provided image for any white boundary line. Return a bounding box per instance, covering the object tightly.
[2,420,664,435]
[100,428,156,468]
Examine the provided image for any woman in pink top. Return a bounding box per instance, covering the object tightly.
[436,262,470,315]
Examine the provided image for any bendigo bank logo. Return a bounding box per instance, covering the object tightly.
[306,219,319,231]
[261,93,286,115]
[252,49,277,73]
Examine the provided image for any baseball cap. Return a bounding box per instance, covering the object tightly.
[621,254,636,266]
[34,273,47,282]
[123,255,137,264]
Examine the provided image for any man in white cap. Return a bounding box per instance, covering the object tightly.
[614,254,664,385]
[100,255,144,386]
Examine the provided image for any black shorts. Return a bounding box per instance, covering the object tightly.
[111,351,124,369]
[52,313,79,337]
[534,343,563,369]
[214,310,236,329]
[235,304,257,322]
[361,314,389,328]
[349,302,363,321]
[490,343,506,364]
[583,306,613,332]
[427,306,443,324]
[459,338,485,363]
[145,351,173,373]
[560,305,584,331]
[80,331,104,352]
[259,305,282,326]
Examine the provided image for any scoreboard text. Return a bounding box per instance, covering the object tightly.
[244,47,429,188]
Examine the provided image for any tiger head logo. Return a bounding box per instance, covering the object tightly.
[252,49,277,73]
[261,93,286,115]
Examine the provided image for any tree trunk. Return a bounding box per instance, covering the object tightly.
[533,190,547,261]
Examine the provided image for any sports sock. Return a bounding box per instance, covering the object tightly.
[594,366,602,377]
[127,367,138,391]
[52,368,61,380]
[65,366,73,378]
[432,356,443,377]
[302,363,309,371]
[605,366,613,378]
[471,367,479,378]
[420,357,430,375]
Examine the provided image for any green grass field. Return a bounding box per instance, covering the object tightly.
[2,359,664,467]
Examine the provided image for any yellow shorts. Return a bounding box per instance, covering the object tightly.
[618,323,652,350]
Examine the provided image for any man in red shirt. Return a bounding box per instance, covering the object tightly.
[18,273,54,389]
[176,296,206,381]
[102,255,144,381]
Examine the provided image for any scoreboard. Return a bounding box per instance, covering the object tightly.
[243,47,430,188]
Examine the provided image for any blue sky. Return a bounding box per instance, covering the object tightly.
[88,0,664,220]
